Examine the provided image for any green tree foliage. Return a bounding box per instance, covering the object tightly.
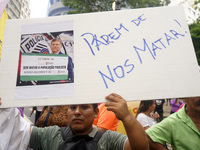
[61,0,171,14]
[189,21,200,65]
[189,0,200,65]
[194,0,200,10]
[194,0,200,5]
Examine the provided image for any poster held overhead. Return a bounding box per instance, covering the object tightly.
[0,6,200,108]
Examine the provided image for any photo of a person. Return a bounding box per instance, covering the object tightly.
[16,31,74,86]
[14,20,75,100]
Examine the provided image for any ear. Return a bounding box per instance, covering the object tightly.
[94,107,99,118]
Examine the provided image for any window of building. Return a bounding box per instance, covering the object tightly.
[50,0,54,5]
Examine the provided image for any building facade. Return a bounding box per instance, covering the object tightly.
[5,0,30,19]
[169,0,200,24]
[48,0,71,16]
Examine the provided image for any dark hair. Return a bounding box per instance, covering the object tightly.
[51,38,62,44]
[136,100,154,117]
[92,103,98,111]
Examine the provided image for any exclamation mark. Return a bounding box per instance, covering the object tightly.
[174,19,187,34]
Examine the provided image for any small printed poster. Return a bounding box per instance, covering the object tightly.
[15,21,75,100]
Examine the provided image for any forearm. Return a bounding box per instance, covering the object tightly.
[123,113,149,150]
[147,134,167,150]
[170,99,176,105]
[105,93,149,150]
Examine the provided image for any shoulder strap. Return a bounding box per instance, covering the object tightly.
[60,127,105,142]
[59,127,105,150]
[93,131,105,143]
[59,127,73,150]
[60,127,73,141]
[44,106,51,127]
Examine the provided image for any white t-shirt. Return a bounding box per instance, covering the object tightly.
[136,113,157,128]
[0,108,30,150]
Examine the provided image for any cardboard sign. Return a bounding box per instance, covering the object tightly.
[0,6,200,108]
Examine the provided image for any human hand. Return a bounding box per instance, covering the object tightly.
[105,93,130,121]
[151,111,160,119]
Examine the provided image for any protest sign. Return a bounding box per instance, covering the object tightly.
[0,6,200,108]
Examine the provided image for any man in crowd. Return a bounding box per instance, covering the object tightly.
[146,97,200,150]
[154,99,165,122]
[0,93,149,150]
[40,38,74,83]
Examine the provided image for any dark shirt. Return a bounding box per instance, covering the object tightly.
[155,99,165,113]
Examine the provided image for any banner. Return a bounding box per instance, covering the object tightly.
[0,6,200,108]
[0,9,8,59]
[0,0,9,17]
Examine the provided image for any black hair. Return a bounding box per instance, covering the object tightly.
[92,103,98,111]
[136,100,154,117]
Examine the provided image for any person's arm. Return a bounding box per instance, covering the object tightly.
[144,126,150,130]
[147,134,167,150]
[105,93,149,150]
[179,100,183,105]
[170,99,176,106]
[146,115,173,150]
[0,97,31,150]
[152,111,160,120]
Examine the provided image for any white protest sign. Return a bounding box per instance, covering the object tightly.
[0,6,200,108]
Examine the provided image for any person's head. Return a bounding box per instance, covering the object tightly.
[185,97,200,114]
[50,38,63,54]
[67,103,99,135]
[136,100,156,117]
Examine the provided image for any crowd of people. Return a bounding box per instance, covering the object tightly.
[0,94,149,150]
[0,95,200,150]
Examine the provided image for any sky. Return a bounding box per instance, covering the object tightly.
[29,0,49,18]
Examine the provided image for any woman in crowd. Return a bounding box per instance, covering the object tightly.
[170,98,183,114]
[136,100,159,130]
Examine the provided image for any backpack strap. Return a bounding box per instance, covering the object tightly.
[60,127,73,141]
[44,106,51,127]
[93,131,105,143]
[59,127,105,150]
